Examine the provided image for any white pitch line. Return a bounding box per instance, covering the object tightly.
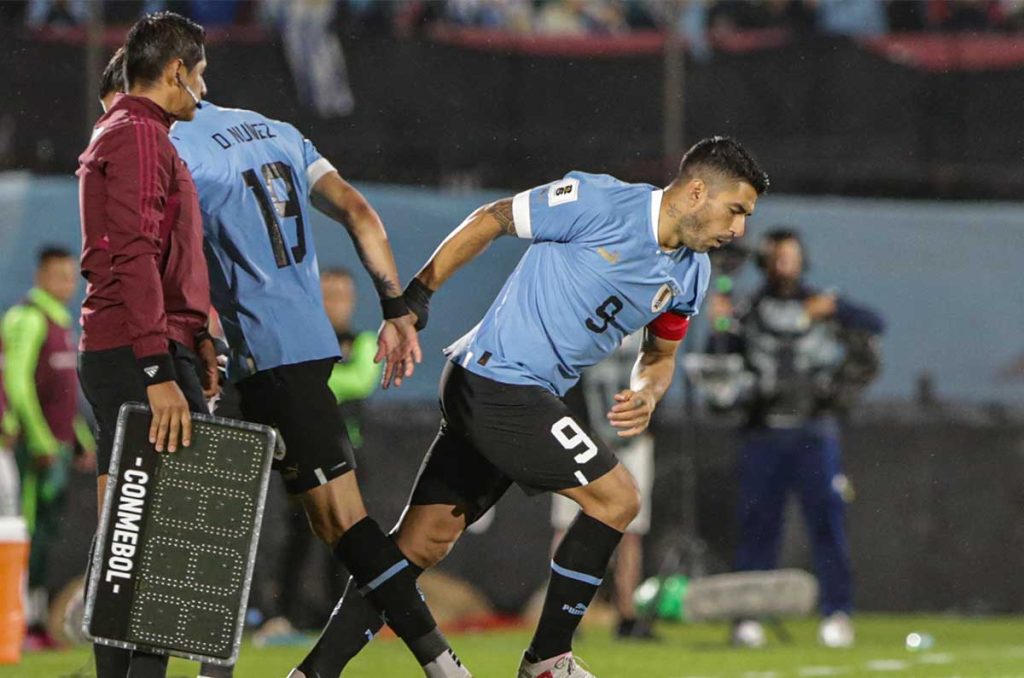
[916,653,955,665]
[799,667,850,676]
[865,660,910,672]
[743,672,779,678]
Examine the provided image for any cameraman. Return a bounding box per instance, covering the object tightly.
[709,228,884,648]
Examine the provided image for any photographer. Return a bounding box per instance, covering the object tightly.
[707,228,884,648]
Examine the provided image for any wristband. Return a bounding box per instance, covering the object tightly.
[138,353,176,386]
[403,279,434,331]
[381,295,410,320]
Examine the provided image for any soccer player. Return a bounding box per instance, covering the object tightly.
[77,13,218,678]
[170,103,469,677]
[1,246,96,649]
[296,136,768,677]
[254,267,382,642]
[552,331,657,641]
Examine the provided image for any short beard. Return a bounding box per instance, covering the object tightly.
[677,205,710,251]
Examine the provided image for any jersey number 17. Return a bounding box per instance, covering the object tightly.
[242,161,306,268]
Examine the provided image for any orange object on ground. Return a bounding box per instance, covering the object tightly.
[0,517,29,665]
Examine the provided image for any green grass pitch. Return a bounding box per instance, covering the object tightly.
[4,616,1023,677]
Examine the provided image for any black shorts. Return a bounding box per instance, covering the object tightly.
[79,341,207,476]
[235,358,356,495]
[409,362,619,525]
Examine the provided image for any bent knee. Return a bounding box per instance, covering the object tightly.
[606,485,641,529]
[309,513,347,545]
[584,475,641,531]
[396,510,465,568]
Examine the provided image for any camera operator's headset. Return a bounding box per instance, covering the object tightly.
[755,227,809,271]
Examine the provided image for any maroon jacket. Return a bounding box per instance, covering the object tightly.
[77,94,209,370]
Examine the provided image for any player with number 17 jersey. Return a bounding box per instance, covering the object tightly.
[171,103,471,677]
[171,103,337,381]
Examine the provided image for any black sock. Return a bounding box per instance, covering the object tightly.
[127,650,168,678]
[299,562,425,676]
[529,513,623,661]
[95,644,131,677]
[333,517,450,667]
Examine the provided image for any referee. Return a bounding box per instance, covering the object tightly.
[76,13,216,678]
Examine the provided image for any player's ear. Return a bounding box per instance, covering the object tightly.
[687,177,706,208]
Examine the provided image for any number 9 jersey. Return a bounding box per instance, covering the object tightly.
[446,171,711,397]
[171,102,340,381]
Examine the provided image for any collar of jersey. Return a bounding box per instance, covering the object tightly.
[650,188,684,256]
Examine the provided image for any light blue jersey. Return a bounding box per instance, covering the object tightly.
[447,172,710,397]
[170,103,339,380]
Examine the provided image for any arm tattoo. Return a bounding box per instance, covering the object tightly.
[485,198,516,236]
[352,239,400,298]
[368,268,399,298]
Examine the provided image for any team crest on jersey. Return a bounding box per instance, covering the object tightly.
[547,178,580,206]
[651,283,673,313]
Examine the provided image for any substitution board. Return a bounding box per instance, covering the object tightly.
[83,403,277,665]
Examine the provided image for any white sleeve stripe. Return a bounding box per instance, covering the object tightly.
[306,157,337,193]
[512,190,533,239]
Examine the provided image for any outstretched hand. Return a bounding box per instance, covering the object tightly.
[376,313,423,389]
[606,389,656,437]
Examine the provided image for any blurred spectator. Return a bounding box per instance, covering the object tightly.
[263,0,355,117]
[26,0,88,27]
[815,0,888,37]
[142,0,244,26]
[1,246,96,650]
[535,0,628,34]
[445,0,532,30]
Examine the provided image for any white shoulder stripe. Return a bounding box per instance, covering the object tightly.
[306,157,337,193]
[512,190,533,239]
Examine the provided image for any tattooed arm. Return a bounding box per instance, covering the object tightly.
[311,171,421,389]
[413,197,516,292]
[311,172,402,300]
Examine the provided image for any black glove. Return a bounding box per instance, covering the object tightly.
[402,278,433,331]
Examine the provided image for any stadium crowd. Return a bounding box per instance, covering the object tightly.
[8,0,1024,36]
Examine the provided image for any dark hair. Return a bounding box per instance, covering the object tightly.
[756,227,806,270]
[320,266,353,281]
[678,136,770,195]
[99,47,126,99]
[124,11,205,89]
[37,245,72,267]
